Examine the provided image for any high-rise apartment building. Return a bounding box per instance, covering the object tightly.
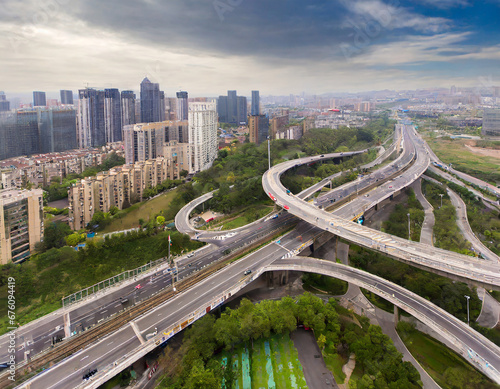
[483,108,500,138]
[104,88,122,143]
[217,91,247,125]
[165,98,177,120]
[189,102,218,172]
[251,90,260,116]
[60,90,74,105]
[270,115,289,139]
[77,88,106,148]
[160,91,166,122]
[164,120,189,144]
[123,122,166,164]
[0,92,10,112]
[33,91,46,107]
[0,108,77,160]
[0,188,44,264]
[176,91,189,121]
[248,115,269,145]
[37,108,78,153]
[121,91,136,127]
[140,77,163,123]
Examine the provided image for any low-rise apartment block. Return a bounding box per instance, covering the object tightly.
[0,148,122,190]
[68,157,178,230]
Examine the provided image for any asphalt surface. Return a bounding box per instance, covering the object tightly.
[291,328,337,389]
[411,179,435,246]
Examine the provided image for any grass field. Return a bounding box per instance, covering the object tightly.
[323,353,346,383]
[100,189,179,233]
[361,288,394,313]
[224,334,308,389]
[426,138,500,184]
[398,327,498,389]
[200,204,274,231]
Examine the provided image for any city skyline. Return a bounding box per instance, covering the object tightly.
[1,1,499,97]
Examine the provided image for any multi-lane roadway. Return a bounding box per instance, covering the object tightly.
[263,124,500,290]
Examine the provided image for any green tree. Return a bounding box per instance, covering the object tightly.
[156,216,165,226]
[317,333,327,350]
[41,222,72,251]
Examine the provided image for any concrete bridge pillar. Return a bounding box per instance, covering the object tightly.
[394,305,399,326]
[312,231,336,255]
[266,271,289,288]
[63,312,71,338]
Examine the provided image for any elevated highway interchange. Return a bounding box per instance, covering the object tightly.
[13,122,500,388]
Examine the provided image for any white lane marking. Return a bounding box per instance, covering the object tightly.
[80,355,89,361]
[114,304,121,308]
[100,310,108,314]
[107,342,114,346]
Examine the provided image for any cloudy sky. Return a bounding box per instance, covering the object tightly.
[1,0,499,99]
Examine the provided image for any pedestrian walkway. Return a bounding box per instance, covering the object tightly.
[476,288,500,328]
[411,179,434,246]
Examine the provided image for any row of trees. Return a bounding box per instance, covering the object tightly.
[157,293,420,389]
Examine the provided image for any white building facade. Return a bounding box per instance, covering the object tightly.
[188,102,218,173]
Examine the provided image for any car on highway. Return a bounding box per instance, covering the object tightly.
[244,269,252,275]
[283,205,290,210]
[268,192,277,201]
[187,252,194,258]
[83,368,98,381]
[271,214,279,219]
[320,154,324,157]
[120,298,129,304]
[135,284,142,289]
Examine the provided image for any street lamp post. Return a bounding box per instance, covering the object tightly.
[407,213,411,240]
[439,193,444,208]
[465,295,470,326]
[267,136,271,171]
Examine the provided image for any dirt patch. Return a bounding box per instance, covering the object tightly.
[339,354,356,389]
[464,144,500,159]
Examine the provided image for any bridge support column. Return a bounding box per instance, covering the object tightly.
[394,306,399,326]
[312,231,336,254]
[130,321,145,345]
[63,312,71,338]
[336,241,349,265]
[266,271,289,288]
